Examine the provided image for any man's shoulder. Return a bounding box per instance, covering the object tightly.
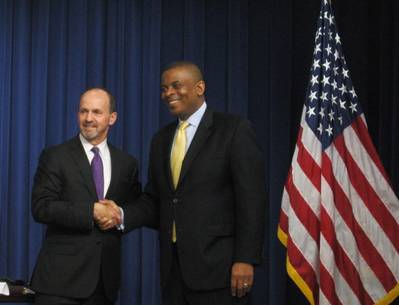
[108,143,138,165]
[212,110,244,124]
[41,137,79,155]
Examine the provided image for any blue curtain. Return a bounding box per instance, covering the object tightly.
[1,0,398,305]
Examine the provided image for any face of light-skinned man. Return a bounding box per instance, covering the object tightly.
[78,89,117,145]
[77,89,122,230]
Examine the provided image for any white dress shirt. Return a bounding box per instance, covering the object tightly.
[79,133,111,198]
[172,101,207,154]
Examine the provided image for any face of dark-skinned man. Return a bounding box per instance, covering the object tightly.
[161,66,205,120]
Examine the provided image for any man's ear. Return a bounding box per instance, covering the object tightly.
[109,112,117,126]
[196,80,205,96]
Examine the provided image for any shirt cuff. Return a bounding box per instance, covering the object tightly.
[117,207,125,231]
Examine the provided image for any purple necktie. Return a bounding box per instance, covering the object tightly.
[91,147,104,200]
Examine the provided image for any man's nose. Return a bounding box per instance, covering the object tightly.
[85,111,94,121]
[164,86,175,97]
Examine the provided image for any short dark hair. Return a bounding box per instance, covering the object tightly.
[80,88,116,113]
[162,61,204,82]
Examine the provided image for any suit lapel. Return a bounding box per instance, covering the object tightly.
[106,144,120,198]
[69,136,98,199]
[178,108,214,187]
[163,123,178,191]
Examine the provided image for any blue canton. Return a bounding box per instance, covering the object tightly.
[305,0,362,150]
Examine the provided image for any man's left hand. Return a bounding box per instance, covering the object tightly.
[230,262,254,298]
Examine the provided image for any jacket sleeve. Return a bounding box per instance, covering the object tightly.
[230,119,267,265]
[31,149,94,232]
[123,140,160,232]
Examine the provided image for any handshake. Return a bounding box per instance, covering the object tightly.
[93,200,122,230]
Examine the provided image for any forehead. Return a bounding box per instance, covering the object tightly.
[79,90,109,109]
[161,67,195,85]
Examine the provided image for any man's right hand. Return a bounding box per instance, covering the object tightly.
[93,200,121,230]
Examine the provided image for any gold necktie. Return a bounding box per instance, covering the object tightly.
[170,121,189,242]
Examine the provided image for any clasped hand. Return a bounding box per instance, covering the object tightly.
[93,200,121,230]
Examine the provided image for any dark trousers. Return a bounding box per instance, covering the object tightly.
[162,244,249,305]
[34,276,113,305]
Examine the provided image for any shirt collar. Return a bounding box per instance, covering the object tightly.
[180,102,207,127]
[79,133,108,155]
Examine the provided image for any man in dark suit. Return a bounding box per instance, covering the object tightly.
[124,62,267,305]
[30,88,141,305]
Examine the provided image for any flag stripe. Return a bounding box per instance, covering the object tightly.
[320,206,375,305]
[333,133,399,258]
[322,148,397,290]
[320,175,388,303]
[351,115,390,182]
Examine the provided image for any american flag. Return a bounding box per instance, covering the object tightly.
[277,1,399,305]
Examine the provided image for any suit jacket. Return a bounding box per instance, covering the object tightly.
[125,108,267,291]
[30,136,141,301]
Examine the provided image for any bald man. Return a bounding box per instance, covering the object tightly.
[124,62,267,305]
[31,88,141,305]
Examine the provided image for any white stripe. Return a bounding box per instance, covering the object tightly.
[287,195,320,278]
[325,144,399,281]
[343,124,399,222]
[321,175,387,301]
[319,290,333,305]
[301,122,322,167]
[319,236,361,305]
[281,187,290,216]
[291,143,321,218]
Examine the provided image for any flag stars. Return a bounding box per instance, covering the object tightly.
[349,88,357,98]
[338,84,347,94]
[310,75,319,86]
[309,91,318,102]
[335,33,341,44]
[320,92,329,102]
[317,123,323,135]
[313,59,321,70]
[307,106,316,118]
[340,99,346,109]
[314,43,322,54]
[328,109,335,121]
[333,66,339,76]
[323,59,331,71]
[319,107,326,118]
[325,124,333,136]
[325,44,332,55]
[332,80,338,90]
[332,94,337,105]
[338,116,343,125]
[327,14,334,25]
[334,49,339,61]
[342,68,349,78]
[349,102,358,113]
[321,75,330,86]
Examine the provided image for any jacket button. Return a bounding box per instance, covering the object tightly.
[172,198,179,204]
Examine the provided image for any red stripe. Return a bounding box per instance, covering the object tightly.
[319,263,344,305]
[279,205,289,234]
[286,233,319,302]
[296,126,321,192]
[285,168,320,243]
[333,133,399,252]
[350,116,390,182]
[321,150,397,291]
[320,206,374,305]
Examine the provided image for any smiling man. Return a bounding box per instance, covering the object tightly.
[125,61,267,305]
[30,88,141,305]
